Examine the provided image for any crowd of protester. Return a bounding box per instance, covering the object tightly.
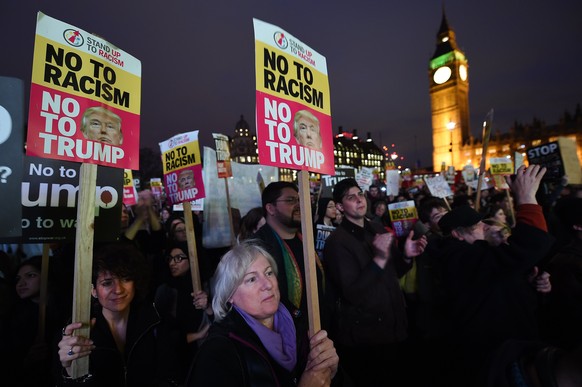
[0,166,581,386]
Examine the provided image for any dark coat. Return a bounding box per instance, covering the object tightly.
[57,302,181,387]
[187,308,307,387]
[323,218,412,347]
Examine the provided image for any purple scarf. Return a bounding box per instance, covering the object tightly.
[234,303,297,371]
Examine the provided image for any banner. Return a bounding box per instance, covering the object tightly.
[202,147,278,248]
[319,167,355,198]
[20,156,122,242]
[0,77,25,239]
[388,200,418,238]
[159,131,205,205]
[122,169,137,206]
[253,19,334,175]
[26,13,141,169]
[212,133,233,178]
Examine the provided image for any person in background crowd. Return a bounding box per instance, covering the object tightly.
[436,165,553,386]
[154,242,212,381]
[314,197,338,228]
[324,178,427,386]
[57,244,181,386]
[237,207,266,242]
[1,256,56,387]
[187,241,339,386]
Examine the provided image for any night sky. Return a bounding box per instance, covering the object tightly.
[2,0,581,168]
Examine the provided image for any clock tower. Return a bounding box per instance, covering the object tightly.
[429,11,470,171]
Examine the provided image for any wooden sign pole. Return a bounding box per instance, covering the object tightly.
[224,178,236,246]
[475,109,494,212]
[71,163,97,379]
[37,243,51,340]
[298,170,321,334]
[183,201,201,292]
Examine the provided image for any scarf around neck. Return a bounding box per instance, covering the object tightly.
[234,303,297,371]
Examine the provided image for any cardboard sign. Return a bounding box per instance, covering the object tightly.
[355,167,374,192]
[385,170,400,196]
[122,169,137,206]
[526,137,581,184]
[388,200,418,238]
[212,133,233,178]
[0,77,25,239]
[462,165,476,183]
[159,131,205,205]
[424,174,453,198]
[26,13,141,169]
[253,19,334,175]
[319,167,355,198]
[20,156,122,242]
[490,158,513,175]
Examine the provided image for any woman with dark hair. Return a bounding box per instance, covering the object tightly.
[1,256,56,386]
[187,240,339,386]
[237,207,266,242]
[155,241,213,379]
[56,243,181,386]
[314,197,338,227]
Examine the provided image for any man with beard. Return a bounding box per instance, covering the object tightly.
[253,181,326,329]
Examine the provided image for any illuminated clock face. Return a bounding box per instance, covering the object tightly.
[433,66,452,84]
[459,64,467,81]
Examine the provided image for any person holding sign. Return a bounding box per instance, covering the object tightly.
[435,165,554,386]
[187,241,338,386]
[294,110,322,151]
[57,244,181,386]
[323,178,427,386]
[81,107,123,146]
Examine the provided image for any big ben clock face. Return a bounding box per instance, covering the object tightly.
[433,66,452,84]
[459,64,467,81]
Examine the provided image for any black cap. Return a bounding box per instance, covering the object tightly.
[438,205,483,234]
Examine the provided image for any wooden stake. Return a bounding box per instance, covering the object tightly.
[298,170,321,333]
[71,163,97,379]
[475,109,494,212]
[183,201,201,292]
[38,243,50,341]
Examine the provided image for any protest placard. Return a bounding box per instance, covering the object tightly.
[254,19,334,175]
[0,77,24,239]
[490,157,513,175]
[26,13,141,170]
[388,200,418,238]
[123,169,137,206]
[356,167,374,192]
[314,224,335,261]
[526,137,582,184]
[212,133,233,178]
[385,170,400,196]
[424,174,453,199]
[319,167,355,199]
[159,131,205,205]
[20,156,122,242]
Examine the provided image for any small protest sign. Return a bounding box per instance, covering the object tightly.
[314,224,335,260]
[526,137,581,184]
[385,170,400,196]
[424,174,453,198]
[356,167,374,192]
[319,167,355,199]
[490,158,513,175]
[159,131,205,205]
[388,200,418,238]
[212,133,233,178]
[122,169,137,206]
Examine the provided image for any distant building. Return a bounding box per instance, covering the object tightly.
[230,116,387,182]
[230,115,258,164]
[429,11,582,171]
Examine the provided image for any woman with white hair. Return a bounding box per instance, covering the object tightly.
[187,240,339,386]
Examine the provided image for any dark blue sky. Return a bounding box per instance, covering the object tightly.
[2,0,581,168]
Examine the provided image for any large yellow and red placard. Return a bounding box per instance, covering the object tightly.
[26,12,141,169]
[254,19,334,175]
[159,131,205,205]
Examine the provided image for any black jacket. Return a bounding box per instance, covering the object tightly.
[187,308,308,387]
[57,302,181,387]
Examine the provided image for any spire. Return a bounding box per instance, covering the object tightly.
[431,6,458,59]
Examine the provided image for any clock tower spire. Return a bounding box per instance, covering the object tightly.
[429,9,470,171]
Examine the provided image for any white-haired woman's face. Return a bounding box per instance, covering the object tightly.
[230,254,280,328]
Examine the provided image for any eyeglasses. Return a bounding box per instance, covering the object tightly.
[275,197,300,205]
[343,191,365,202]
[174,228,186,233]
[167,254,188,264]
